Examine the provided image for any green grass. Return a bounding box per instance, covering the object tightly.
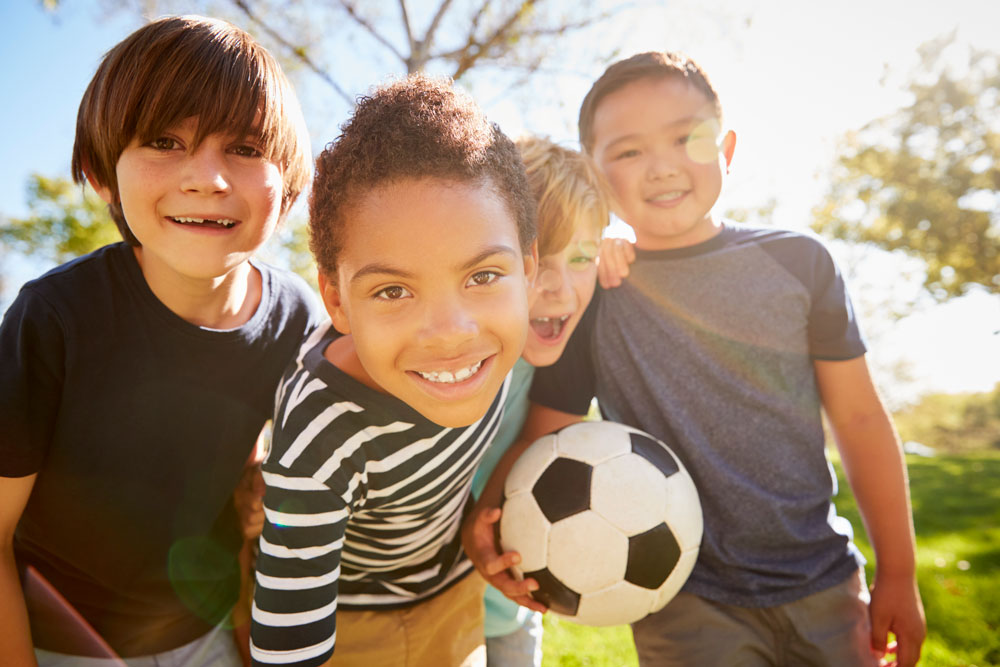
[541,451,1000,666]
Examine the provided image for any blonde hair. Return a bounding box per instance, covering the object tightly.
[517,136,611,256]
[72,15,311,245]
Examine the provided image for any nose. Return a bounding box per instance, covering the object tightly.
[418,292,480,349]
[535,264,573,303]
[646,149,680,181]
[181,145,230,195]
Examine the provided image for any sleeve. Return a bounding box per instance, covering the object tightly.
[0,286,66,477]
[250,460,349,667]
[528,294,598,415]
[804,241,867,360]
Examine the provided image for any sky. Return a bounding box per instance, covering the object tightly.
[0,0,997,404]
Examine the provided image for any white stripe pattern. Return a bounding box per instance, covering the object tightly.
[250,328,507,666]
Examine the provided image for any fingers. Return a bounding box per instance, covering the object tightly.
[597,238,634,289]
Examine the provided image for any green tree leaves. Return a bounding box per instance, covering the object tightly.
[813,36,999,300]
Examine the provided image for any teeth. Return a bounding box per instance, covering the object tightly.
[650,191,684,202]
[172,216,237,228]
[417,360,483,384]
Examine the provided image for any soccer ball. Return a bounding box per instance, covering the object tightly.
[499,421,702,626]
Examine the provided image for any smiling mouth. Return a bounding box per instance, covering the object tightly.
[169,216,238,229]
[530,315,569,340]
[415,359,484,384]
[648,191,685,203]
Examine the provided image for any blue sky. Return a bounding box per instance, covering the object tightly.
[1,0,997,401]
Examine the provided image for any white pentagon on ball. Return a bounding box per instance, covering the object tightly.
[499,421,703,627]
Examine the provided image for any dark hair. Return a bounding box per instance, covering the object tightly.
[72,15,310,246]
[309,74,536,277]
[578,51,722,154]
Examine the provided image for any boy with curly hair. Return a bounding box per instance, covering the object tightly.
[249,75,537,667]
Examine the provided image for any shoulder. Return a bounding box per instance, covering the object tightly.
[5,244,132,325]
[721,222,840,287]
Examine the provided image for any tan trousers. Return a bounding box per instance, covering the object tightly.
[326,572,487,667]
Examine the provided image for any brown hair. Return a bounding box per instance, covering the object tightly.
[309,74,536,277]
[578,51,722,154]
[516,136,610,257]
[72,15,310,246]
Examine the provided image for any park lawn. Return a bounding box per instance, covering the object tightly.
[541,450,1000,667]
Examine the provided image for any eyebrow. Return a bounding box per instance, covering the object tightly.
[349,244,520,285]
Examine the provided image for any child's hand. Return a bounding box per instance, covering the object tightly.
[597,237,636,289]
[233,464,266,541]
[869,570,926,667]
[462,505,547,613]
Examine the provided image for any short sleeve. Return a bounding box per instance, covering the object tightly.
[0,286,66,476]
[804,245,866,360]
[529,294,598,415]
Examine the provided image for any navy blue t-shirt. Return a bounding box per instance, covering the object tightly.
[0,243,323,656]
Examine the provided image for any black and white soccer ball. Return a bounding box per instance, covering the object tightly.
[499,421,702,626]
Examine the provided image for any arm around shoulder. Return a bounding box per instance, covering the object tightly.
[814,356,926,667]
[0,473,39,666]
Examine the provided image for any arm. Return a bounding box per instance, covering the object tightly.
[814,357,926,667]
[462,402,583,610]
[0,473,39,667]
[232,430,267,667]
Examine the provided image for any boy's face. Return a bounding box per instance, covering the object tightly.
[522,223,599,367]
[590,76,736,251]
[93,116,284,282]
[323,177,537,428]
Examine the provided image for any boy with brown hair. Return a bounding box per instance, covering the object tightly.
[0,15,320,665]
[468,51,926,666]
[249,74,537,667]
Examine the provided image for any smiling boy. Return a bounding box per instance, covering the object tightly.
[469,52,926,666]
[249,75,537,667]
[0,16,318,665]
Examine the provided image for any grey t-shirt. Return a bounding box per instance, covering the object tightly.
[531,223,867,607]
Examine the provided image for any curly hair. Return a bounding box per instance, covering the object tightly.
[309,74,536,277]
[578,51,722,154]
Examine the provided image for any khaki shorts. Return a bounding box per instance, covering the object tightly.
[327,572,487,667]
[630,568,878,667]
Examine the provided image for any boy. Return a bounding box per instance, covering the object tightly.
[249,75,538,667]
[0,16,319,665]
[473,136,610,666]
[467,52,926,666]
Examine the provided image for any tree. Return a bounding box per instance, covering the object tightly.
[97,0,624,107]
[0,174,119,266]
[812,34,1000,300]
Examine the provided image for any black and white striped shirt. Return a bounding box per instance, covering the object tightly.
[250,325,508,667]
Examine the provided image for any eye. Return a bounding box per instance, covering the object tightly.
[231,143,264,158]
[147,137,180,151]
[374,285,412,301]
[568,254,596,270]
[467,270,500,287]
[614,148,640,160]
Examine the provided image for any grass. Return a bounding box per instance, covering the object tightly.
[540,450,1000,666]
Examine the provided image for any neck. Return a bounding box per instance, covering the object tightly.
[133,247,261,329]
[325,334,386,393]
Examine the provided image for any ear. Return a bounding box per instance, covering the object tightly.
[84,170,116,205]
[318,271,351,335]
[720,130,737,173]
[523,239,539,289]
